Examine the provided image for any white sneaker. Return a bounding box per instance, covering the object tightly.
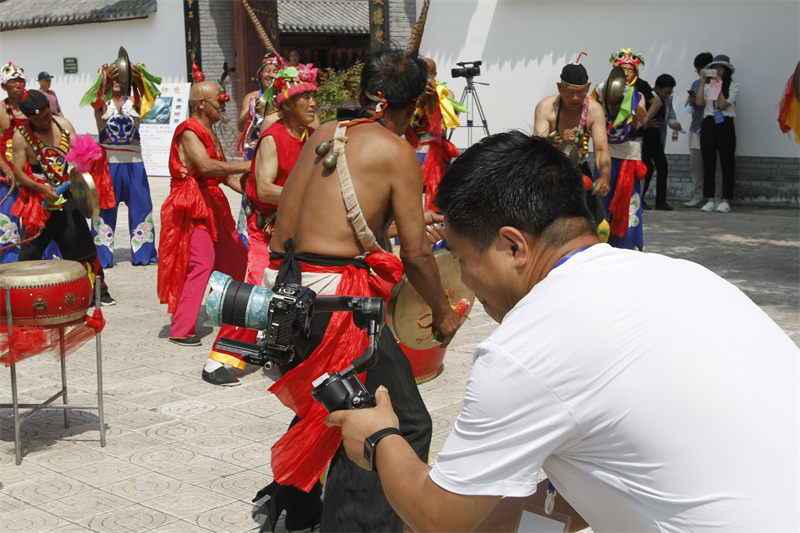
[716,201,731,213]
[700,201,716,212]
[683,199,702,208]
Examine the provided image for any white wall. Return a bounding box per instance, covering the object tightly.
[418,0,800,158]
[0,0,186,136]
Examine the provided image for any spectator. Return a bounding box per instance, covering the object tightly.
[37,71,62,116]
[641,73,681,210]
[683,52,722,208]
[696,54,739,213]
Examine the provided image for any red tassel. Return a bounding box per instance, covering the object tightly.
[84,309,106,333]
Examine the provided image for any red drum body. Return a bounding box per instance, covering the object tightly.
[0,260,92,326]
[399,342,446,384]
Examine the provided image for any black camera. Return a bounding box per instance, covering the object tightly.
[451,60,482,79]
[206,272,385,411]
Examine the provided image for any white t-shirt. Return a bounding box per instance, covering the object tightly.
[703,81,740,118]
[429,244,798,532]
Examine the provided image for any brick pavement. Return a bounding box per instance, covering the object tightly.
[1,177,797,532]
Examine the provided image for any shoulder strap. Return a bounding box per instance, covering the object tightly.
[332,123,382,253]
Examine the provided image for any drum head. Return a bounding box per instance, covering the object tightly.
[387,250,474,350]
[0,260,88,287]
[69,168,100,219]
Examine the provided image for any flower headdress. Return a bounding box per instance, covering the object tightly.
[266,63,319,107]
[1,62,27,85]
[256,53,287,79]
[610,48,644,70]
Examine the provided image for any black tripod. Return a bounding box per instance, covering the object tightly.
[448,76,490,146]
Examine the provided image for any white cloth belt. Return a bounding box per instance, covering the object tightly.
[101,143,142,164]
[608,139,642,160]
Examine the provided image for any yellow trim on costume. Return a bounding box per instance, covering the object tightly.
[436,84,461,129]
[209,350,247,370]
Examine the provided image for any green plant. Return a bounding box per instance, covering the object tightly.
[316,62,363,123]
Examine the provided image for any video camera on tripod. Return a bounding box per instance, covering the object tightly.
[451,60,482,79]
[205,272,384,412]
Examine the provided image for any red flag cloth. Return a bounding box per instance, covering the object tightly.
[778,74,800,144]
[0,310,105,366]
[421,138,459,212]
[90,148,116,210]
[268,252,403,492]
[608,159,647,238]
[10,163,52,235]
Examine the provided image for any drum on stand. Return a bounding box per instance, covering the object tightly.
[386,249,474,383]
[0,260,93,326]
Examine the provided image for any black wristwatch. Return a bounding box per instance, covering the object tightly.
[363,427,402,471]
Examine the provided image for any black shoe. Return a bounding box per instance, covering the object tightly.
[90,293,117,307]
[655,202,674,211]
[202,366,240,386]
[642,200,653,210]
[169,335,202,346]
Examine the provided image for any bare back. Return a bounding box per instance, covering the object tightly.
[273,119,427,258]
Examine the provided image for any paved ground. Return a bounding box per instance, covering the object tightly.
[1,177,797,532]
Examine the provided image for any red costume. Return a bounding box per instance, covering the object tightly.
[158,117,246,338]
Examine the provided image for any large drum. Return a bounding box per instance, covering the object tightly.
[387,250,474,383]
[0,260,93,326]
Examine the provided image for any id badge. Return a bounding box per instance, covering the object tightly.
[713,109,725,124]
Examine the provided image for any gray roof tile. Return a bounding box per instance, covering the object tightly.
[0,0,157,32]
[278,0,368,34]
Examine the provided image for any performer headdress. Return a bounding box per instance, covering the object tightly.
[256,52,287,79]
[18,90,49,117]
[269,63,319,107]
[610,48,644,70]
[1,62,28,84]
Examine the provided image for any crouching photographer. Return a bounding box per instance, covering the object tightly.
[326,132,799,532]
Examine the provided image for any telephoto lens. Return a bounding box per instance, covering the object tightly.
[206,271,274,330]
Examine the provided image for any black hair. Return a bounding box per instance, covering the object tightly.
[434,131,592,250]
[360,49,428,110]
[719,66,733,99]
[18,90,49,117]
[694,52,713,70]
[655,74,676,88]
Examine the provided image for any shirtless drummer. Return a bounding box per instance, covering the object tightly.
[261,49,462,531]
[534,60,611,222]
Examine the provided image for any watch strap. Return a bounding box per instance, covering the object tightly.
[364,427,402,471]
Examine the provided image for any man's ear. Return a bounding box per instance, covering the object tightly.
[497,226,531,267]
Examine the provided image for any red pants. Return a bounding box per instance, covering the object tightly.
[169,226,247,339]
[245,214,271,285]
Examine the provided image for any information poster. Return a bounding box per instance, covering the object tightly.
[140,82,191,176]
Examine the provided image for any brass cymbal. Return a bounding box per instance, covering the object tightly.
[604,66,627,107]
[113,46,131,96]
[68,167,100,219]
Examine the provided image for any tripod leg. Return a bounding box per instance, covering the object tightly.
[449,86,471,142]
[471,89,490,137]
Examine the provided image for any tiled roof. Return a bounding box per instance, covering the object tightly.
[279,0,369,34]
[0,0,157,32]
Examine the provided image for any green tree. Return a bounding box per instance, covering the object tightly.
[316,63,363,123]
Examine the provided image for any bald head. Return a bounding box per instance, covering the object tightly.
[423,58,437,79]
[190,81,220,109]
